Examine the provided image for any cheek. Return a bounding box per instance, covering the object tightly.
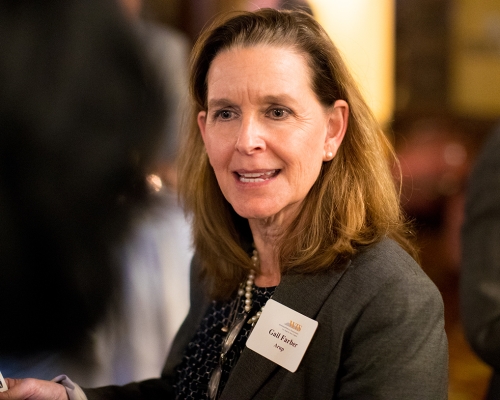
[202,128,220,164]
[206,148,221,170]
[288,136,325,171]
[205,140,230,172]
[293,145,325,187]
[300,158,323,185]
[203,124,236,168]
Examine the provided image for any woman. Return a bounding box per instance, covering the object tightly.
[1,8,448,400]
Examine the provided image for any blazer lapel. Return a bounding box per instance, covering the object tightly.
[220,261,351,400]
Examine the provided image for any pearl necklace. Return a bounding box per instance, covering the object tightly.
[221,248,264,332]
[247,248,264,325]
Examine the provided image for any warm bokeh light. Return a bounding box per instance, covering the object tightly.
[308,0,395,126]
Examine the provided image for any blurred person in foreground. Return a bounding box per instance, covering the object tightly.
[88,0,192,386]
[0,8,448,400]
[461,122,500,400]
[0,0,165,376]
[121,0,190,187]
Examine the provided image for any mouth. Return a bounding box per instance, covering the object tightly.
[235,169,280,183]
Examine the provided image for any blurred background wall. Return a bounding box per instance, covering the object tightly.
[140,0,500,398]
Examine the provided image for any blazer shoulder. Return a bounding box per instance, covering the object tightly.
[354,237,418,270]
[347,238,439,298]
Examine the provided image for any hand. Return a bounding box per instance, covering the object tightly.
[0,378,68,400]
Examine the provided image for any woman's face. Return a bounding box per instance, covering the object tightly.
[198,45,348,225]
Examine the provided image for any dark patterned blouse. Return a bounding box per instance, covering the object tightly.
[174,285,276,399]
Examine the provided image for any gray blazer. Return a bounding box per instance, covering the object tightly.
[85,238,448,400]
[460,124,500,400]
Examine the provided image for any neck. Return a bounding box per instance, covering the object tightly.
[249,219,282,287]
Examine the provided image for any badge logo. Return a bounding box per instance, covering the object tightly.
[285,320,302,331]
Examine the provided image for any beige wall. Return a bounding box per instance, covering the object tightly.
[309,0,395,127]
[450,0,500,118]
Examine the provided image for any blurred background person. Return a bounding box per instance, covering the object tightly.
[0,0,167,384]
[460,122,500,400]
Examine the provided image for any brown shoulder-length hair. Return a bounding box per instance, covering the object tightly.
[178,8,417,300]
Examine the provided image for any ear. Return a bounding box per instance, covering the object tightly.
[323,99,349,161]
[197,110,208,143]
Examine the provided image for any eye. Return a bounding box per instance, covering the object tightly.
[213,109,236,121]
[220,110,232,119]
[267,108,290,119]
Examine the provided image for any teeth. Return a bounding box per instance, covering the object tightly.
[239,170,275,178]
[238,170,277,182]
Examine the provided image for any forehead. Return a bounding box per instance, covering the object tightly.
[206,45,315,101]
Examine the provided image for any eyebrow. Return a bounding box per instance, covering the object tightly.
[261,94,297,105]
[207,94,298,109]
[207,98,233,109]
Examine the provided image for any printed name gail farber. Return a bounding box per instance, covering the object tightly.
[269,329,299,347]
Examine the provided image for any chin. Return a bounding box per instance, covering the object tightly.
[231,203,284,221]
[230,204,266,219]
[233,209,270,220]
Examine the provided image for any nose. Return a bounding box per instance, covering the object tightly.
[235,115,266,154]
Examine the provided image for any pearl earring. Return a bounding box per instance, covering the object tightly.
[326,151,333,158]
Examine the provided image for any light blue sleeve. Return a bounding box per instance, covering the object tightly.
[52,375,87,400]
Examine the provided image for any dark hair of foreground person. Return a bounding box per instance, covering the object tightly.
[0,0,165,354]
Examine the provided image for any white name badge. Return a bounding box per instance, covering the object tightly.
[246,299,318,372]
[0,371,7,392]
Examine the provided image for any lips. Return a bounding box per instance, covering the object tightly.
[236,169,280,183]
